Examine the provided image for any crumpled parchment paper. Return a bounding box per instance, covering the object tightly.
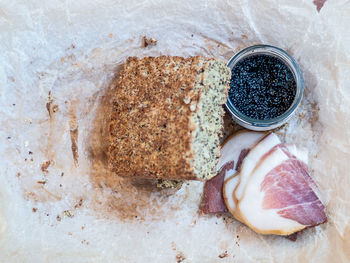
[0,0,350,262]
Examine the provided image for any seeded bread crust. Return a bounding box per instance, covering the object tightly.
[108,56,230,180]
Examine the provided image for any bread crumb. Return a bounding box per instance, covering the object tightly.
[176,252,185,263]
[63,210,74,218]
[32,208,37,213]
[149,37,157,45]
[74,199,83,209]
[37,179,47,185]
[40,161,51,173]
[141,36,158,47]
[141,36,148,47]
[218,251,229,258]
[52,104,58,113]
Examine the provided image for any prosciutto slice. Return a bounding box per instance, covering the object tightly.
[201,161,233,214]
[237,143,327,235]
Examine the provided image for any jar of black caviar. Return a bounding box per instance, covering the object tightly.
[226,45,303,131]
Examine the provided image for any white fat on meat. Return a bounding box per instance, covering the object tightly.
[222,175,244,223]
[217,131,265,178]
[234,133,281,201]
[286,144,308,164]
[223,175,238,212]
[237,147,305,234]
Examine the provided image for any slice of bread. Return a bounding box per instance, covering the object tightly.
[108,56,231,181]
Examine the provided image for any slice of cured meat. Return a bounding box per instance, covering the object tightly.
[234,133,281,201]
[217,131,265,175]
[237,146,327,235]
[201,131,265,214]
[223,174,244,222]
[201,161,233,214]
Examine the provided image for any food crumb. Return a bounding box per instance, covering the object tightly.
[109,33,113,38]
[68,232,72,235]
[81,226,85,230]
[176,252,186,263]
[63,210,74,218]
[218,251,229,258]
[37,179,47,185]
[32,208,38,213]
[52,104,59,113]
[149,37,157,45]
[40,161,51,173]
[74,199,83,209]
[141,36,157,48]
[16,172,21,177]
[56,215,61,221]
[241,34,248,39]
[141,36,148,47]
[46,91,54,117]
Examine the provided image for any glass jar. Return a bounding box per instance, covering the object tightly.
[225,45,303,131]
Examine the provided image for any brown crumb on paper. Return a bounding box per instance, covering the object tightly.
[149,37,157,45]
[56,215,61,221]
[141,36,148,47]
[218,251,229,258]
[69,106,79,166]
[46,91,54,118]
[52,104,58,113]
[176,252,186,263]
[37,179,47,185]
[74,198,83,209]
[141,36,158,48]
[32,208,37,213]
[63,210,74,218]
[40,160,51,173]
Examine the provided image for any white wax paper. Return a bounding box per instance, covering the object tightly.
[0,0,350,262]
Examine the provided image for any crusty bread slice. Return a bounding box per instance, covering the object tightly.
[108,56,231,181]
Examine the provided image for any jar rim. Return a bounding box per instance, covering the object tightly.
[225,44,303,130]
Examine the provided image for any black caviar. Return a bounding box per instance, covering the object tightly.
[228,54,296,120]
